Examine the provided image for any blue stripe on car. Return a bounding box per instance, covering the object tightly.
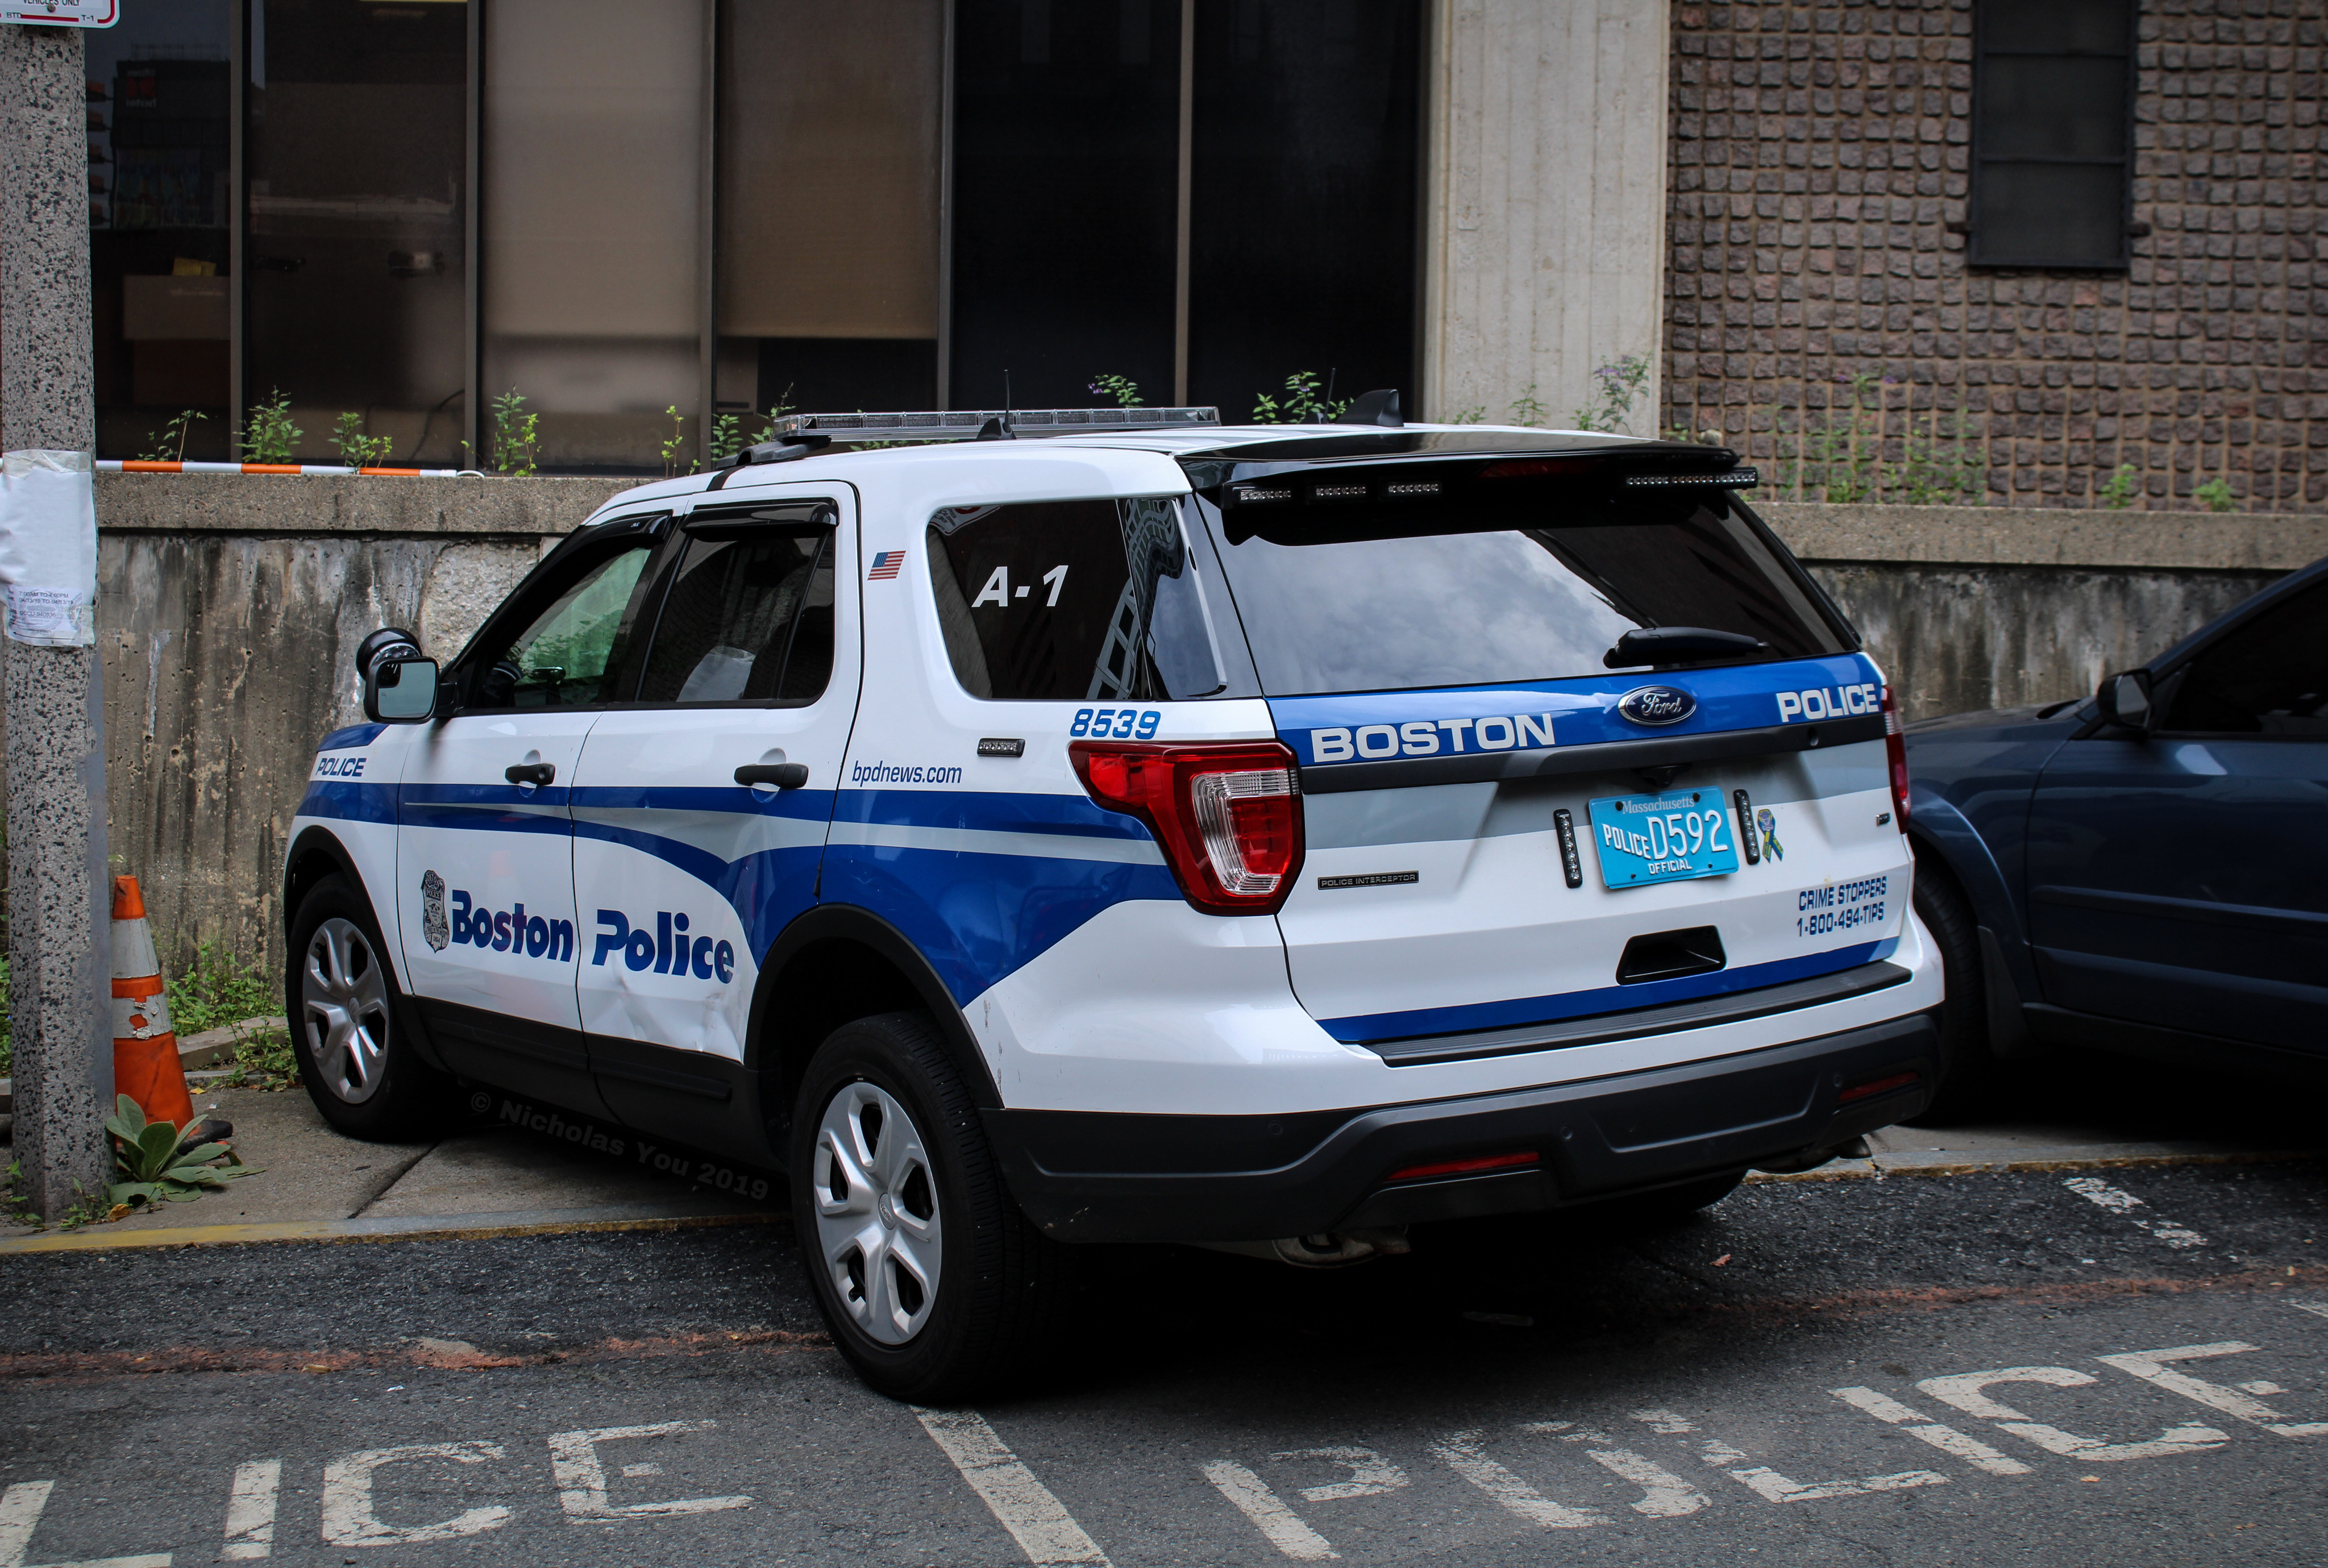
[1317,938,1899,1043]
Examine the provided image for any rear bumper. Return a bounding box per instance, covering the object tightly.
[986,1011,1936,1243]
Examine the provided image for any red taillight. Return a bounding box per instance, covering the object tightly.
[1839,1069,1919,1105]
[1387,1150,1540,1183]
[1881,684,1910,831]
[1070,740,1304,915]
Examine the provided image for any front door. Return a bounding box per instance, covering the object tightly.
[568,487,860,1154]
[396,524,666,1116]
[2023,575,2328,1055]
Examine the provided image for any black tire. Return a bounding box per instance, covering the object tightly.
[1899,855,2000,1126]
[791,1011,1069,1402]
[284,874,454,1141]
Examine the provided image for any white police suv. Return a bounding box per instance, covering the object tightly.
[285,402,1938,1398]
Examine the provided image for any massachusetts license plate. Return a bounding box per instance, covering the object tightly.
[1586,789,1743,889]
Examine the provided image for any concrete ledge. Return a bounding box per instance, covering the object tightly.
[1760,500,2328,572]
[1748,1145,2325,1183]
[95,472,634,536]
[0,1204,783,1254]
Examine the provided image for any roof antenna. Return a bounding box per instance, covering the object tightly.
[1004,369,1012,412]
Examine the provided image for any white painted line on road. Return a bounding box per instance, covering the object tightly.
[1200,1462,1338,1561]
[0,1480,172,1568]
[2292,1299,2328,1320]
[1431,1430,1608,1528]
[1695,1438,1946,1502]
[220,1460,278,1559]
[547,1422,751,1520]
[320,1442,512,1546]
[1830,1386,2034,1475]
[1521,1425,1708,1517]
[2096,1342,2328,1438]
[1919,1367,2229,1461]
[0,1484,50,1568]
[1278,1448,1408,1503]
[2063,1177,2208,1248]
[912,1408,1111,1566]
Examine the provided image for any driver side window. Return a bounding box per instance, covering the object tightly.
[2157,578,2328,736]
[468,541,658,710]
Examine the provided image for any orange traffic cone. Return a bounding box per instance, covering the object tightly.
[111,876,194,1128]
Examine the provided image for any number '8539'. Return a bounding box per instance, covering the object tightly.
[1070,708,1160,740]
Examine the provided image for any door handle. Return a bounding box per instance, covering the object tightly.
[735,763,809,789]
[505,762,555,787]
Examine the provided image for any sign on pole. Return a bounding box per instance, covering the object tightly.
[1,1,117,26]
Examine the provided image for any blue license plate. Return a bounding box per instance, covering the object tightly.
[1586,789,1743,889]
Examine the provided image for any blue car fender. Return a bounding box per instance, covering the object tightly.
[1905,784,2044,1055]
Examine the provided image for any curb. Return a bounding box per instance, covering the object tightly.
[1748,1147,2324,1184]
[0,1203,785,1255]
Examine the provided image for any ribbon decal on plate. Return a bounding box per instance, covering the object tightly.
[1756,807,1784,862]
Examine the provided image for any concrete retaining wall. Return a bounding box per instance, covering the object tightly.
[43,475,2328,972]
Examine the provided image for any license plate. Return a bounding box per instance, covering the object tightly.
[1586,789,1742,889]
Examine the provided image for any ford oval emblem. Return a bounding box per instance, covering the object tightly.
[1616,685,1697,726]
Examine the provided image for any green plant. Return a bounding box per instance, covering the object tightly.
[1445,405,1487,425]
[136,409,206,463]
[2,1159,34,1227]
[1088,374,1143,408]
[239,389,301,464]
[2100,463,2141,509]
[487,389,541,477]
[660,405,696,479]
[231,1025,300,1092]
[167,943,277,1036]
[1250,371,1350,424]
[329,411,396,471]
[2194,476,2236,513]
[106,1093,257,1209]
[1507,383,1550,427]
[1569,355,1652,435]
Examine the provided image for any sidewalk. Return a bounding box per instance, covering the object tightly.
[1,1075,779,1254]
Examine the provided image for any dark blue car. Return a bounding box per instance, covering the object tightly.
[1901,554,2328,1118]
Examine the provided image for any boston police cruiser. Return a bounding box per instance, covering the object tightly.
[285,397,1939,1399]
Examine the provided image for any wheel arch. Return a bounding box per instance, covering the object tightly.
[1904,790,2039,1001]
[283,825,447,1072]
[747,903,1001,1148]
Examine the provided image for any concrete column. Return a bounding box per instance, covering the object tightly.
[1422,0,1671,432]
[2,22,113,1218]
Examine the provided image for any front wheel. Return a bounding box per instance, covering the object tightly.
[285,875,452,1141]
[791,1012,1070,1401]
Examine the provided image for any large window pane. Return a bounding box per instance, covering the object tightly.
[950,0,1181,410]
[90,3,235,461]
[246,0,467,464]
[1971,0,2131,269]
[718,1,942,422]
[484,0,705,473]
[1189,0,1421,421]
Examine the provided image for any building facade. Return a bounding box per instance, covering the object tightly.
[52,0,2316,509]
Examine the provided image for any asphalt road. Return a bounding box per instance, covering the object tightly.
[3,1164,2325,1567]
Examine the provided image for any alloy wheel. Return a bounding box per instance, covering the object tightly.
[813,1081,943,1344]
[300,916,392,1103]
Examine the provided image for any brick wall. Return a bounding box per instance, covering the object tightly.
[1662,0,2327,511]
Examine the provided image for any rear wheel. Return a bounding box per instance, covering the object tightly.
[791,1012,1070,1401]
[1901,856,2000,1125]
[285,875,454,1140]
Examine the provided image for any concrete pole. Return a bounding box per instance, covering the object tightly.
[1,22,113,1218]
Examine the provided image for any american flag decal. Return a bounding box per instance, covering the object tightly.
[867,550,904,580]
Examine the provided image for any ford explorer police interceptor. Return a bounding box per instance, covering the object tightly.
[285,402,1939,1399]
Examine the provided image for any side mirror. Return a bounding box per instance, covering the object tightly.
[2094,667,2154,731]
[364,656,441,723]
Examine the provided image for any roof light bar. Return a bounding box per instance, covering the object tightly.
[770,406,1221,442]
[1622,467,1760,489]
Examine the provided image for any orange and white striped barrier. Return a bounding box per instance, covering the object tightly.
[97,460,473,477]
[111,875,194,1128]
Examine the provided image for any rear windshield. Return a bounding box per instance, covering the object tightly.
[1192,483,1847,696]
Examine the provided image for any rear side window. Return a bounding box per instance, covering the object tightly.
[2160,577,2327,735]
[636,509,835,705]
[1196,483,1847,696]
[926,498,1227,701]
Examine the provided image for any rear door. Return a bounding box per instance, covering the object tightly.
[2023,575,2328,1053]
[567,488,859,1153]
[396,518,666,1114]
[1190,472,1915,1051]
